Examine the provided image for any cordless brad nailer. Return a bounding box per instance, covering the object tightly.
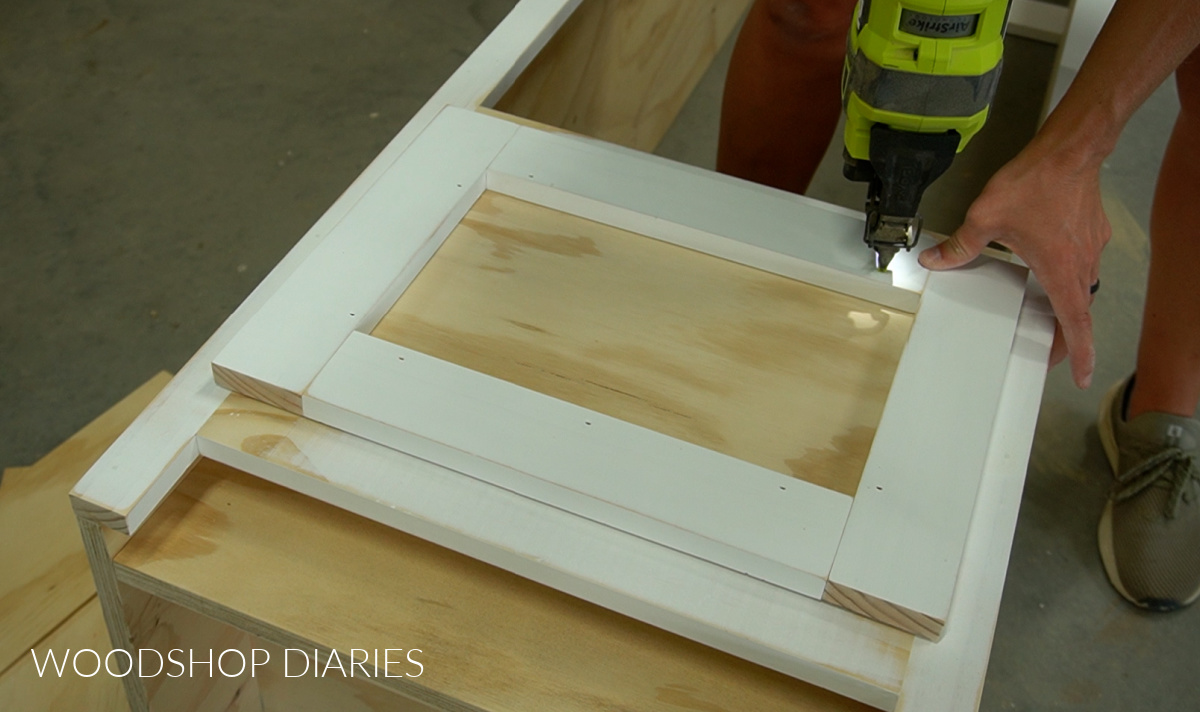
[842,0,1010,270]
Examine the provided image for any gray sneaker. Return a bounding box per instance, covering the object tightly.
[1097,375,1200,611]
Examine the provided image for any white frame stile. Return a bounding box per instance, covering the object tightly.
[69,0,1067,707]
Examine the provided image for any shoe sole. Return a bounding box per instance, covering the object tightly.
[1096,379,1200,610]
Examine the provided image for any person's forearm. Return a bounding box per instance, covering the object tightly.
[1038,0,1200,165]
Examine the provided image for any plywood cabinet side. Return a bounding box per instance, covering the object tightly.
[492,0,753,151]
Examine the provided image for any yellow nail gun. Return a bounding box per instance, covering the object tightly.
[842,0,1010,269]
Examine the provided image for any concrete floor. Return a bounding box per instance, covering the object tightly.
[2,1,1197,709]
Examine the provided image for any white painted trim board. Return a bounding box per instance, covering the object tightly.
[829,256,1028,622]
[899,284,1055,708]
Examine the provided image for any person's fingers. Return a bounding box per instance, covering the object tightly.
[1049,286,1096,389]
[918,221,991,271]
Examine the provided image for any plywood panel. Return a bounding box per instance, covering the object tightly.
[0,598,129,712]
[372,191,912,496]
[121,585,261,711]
[492,0,753,151]
[0,372,167,673]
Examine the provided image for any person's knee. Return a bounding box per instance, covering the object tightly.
[757,0,857,45]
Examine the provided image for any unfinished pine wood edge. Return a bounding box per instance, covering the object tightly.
[65,0,589,539]
[828,259,1028,636]
[210,108,520,404]
[68,494,131,532]
[71,436,200,535]
[113,565,469,712]
[193,431,907,711]
[211,364,302,415]
[76,517,148,712]
[304,334,847,596]
[899,288,1055,710]
[487,125,928,309]
[822,583,944,641]
[1007,0,1070,44]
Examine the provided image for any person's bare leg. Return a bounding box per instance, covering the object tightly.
[717,0,855,194]
[1127,49,1200,420]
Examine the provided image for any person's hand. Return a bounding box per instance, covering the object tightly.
[918,136,1111,389]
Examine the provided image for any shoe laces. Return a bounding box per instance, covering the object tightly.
[1114,448,1199,519]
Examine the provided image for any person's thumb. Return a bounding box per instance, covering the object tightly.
[918,225,989,271]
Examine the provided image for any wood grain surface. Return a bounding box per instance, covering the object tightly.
[0,372,167,674]
[0,598,129,712]
[493,0,753,151]
[372,191,912,496]
[114,457,866,711]
[121,584,261,711]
